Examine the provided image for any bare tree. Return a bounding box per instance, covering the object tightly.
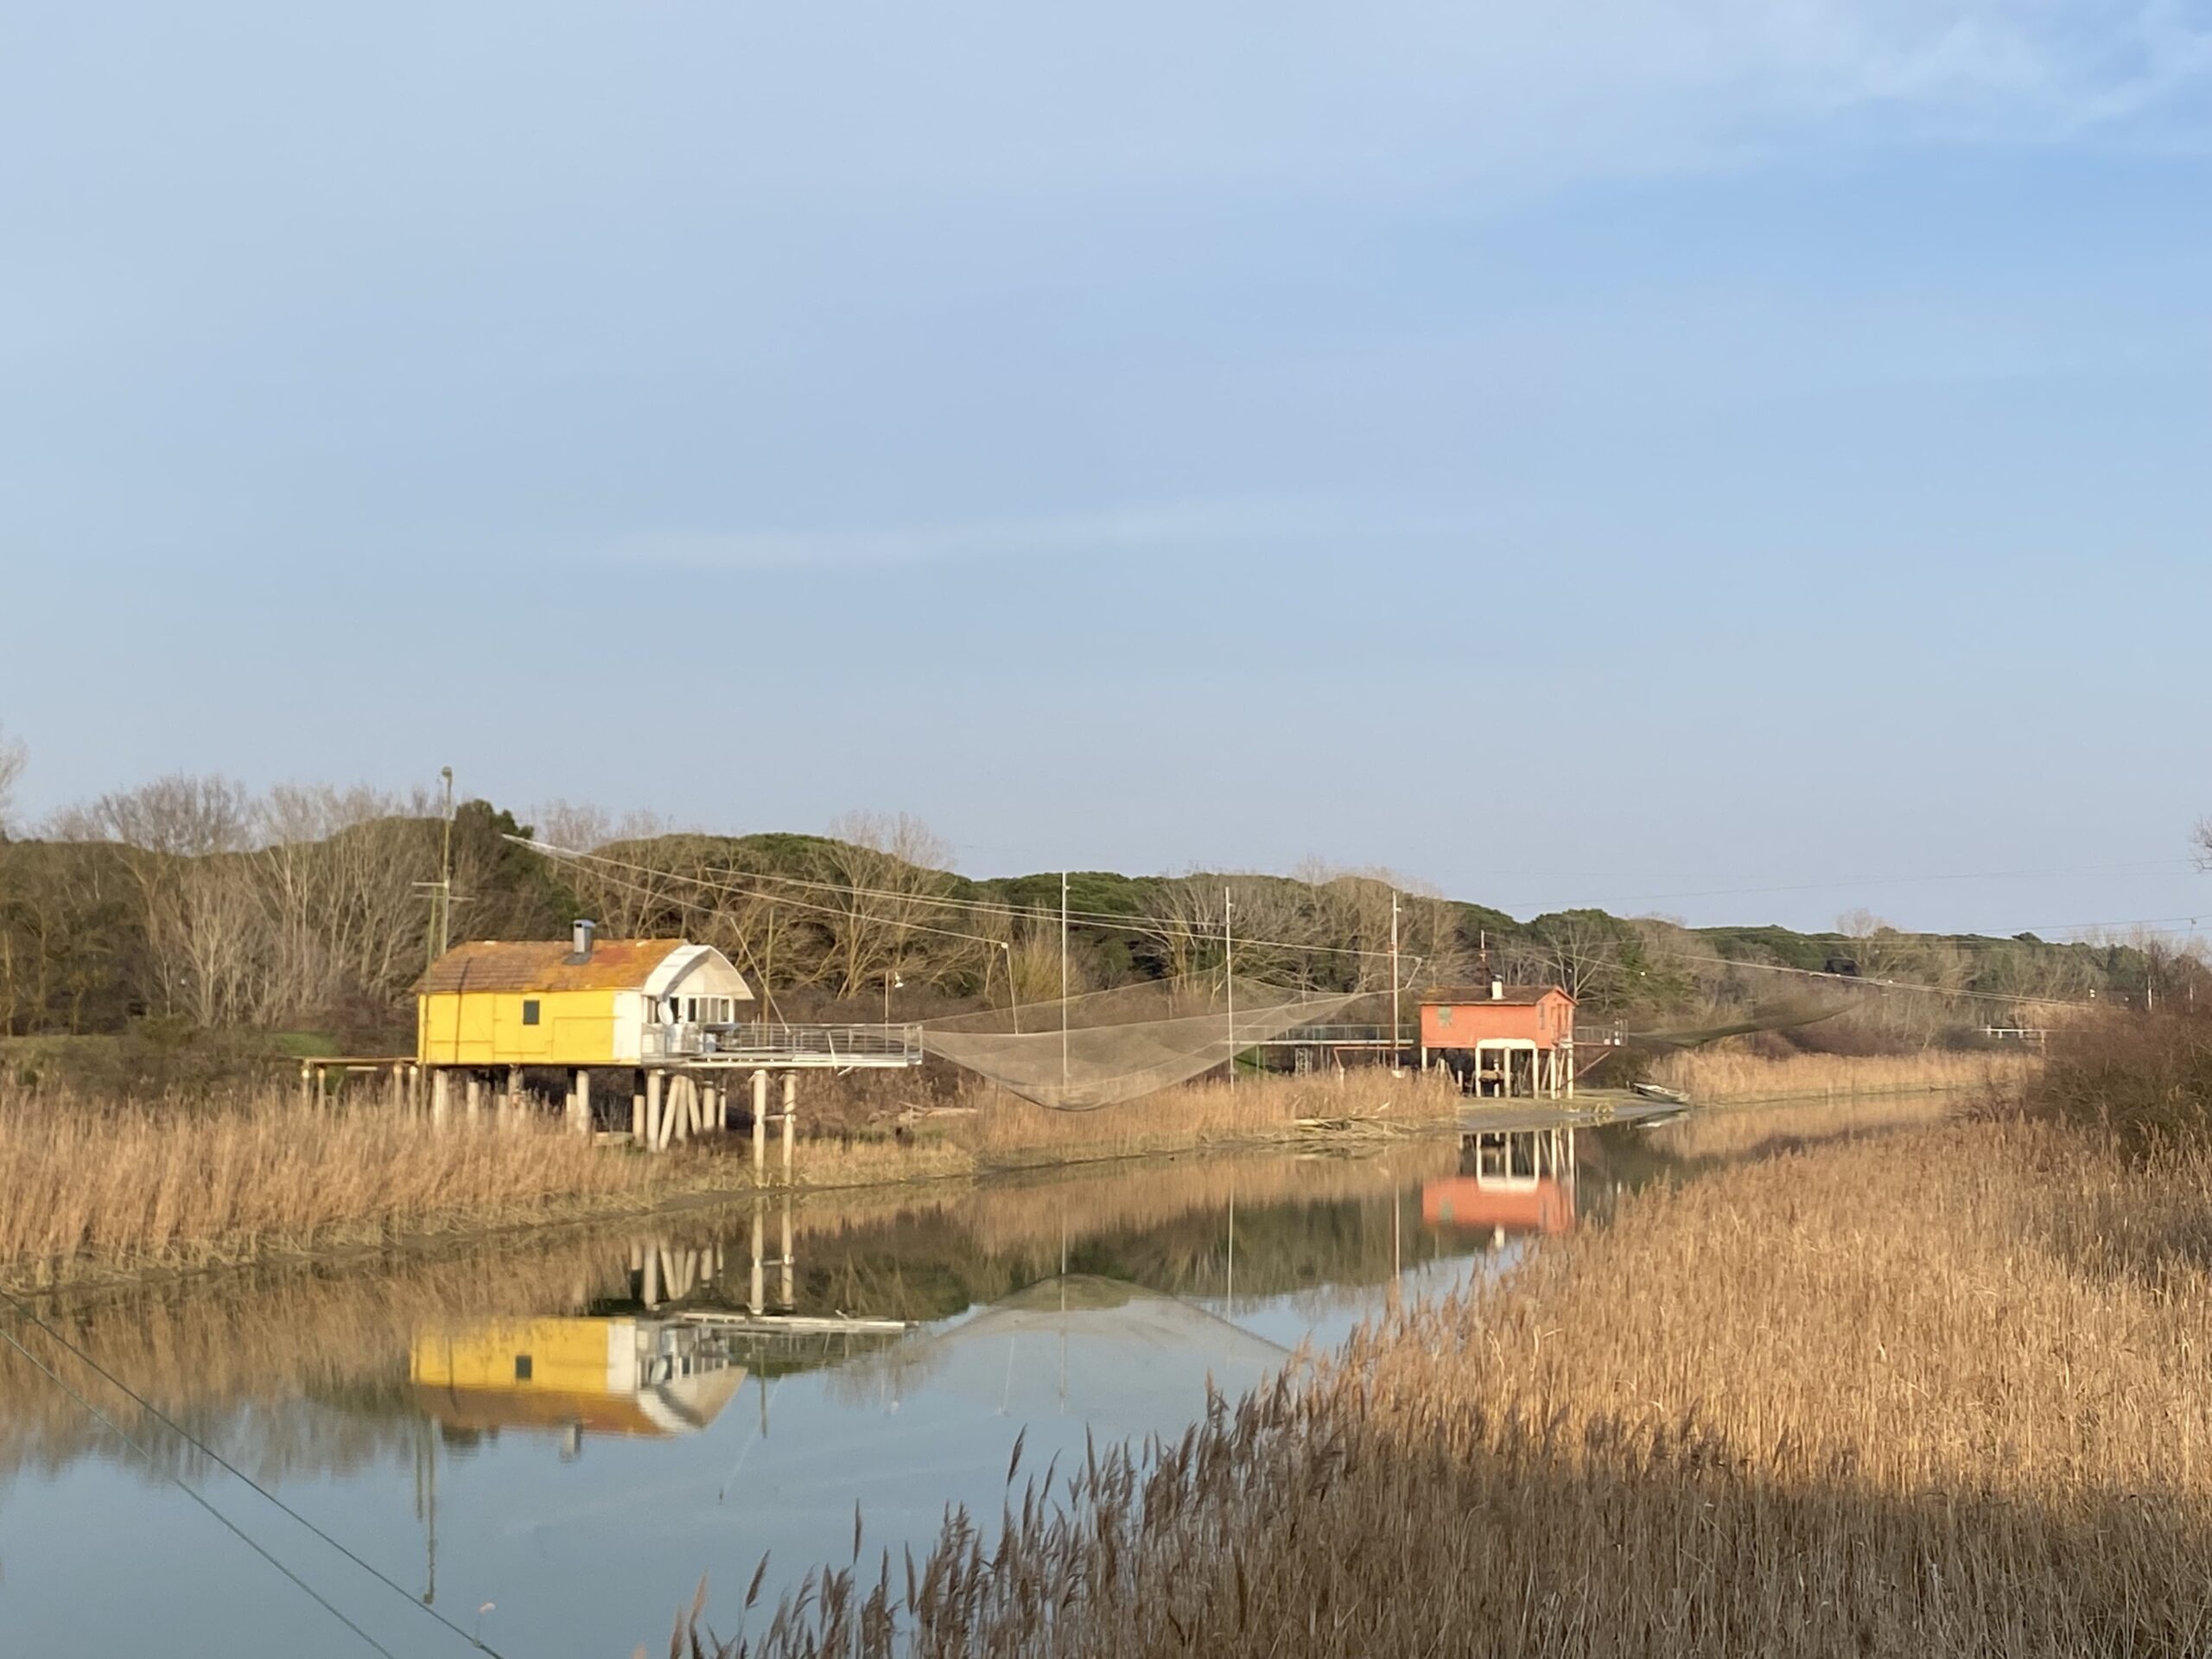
[0,722,24,838]
[529,801,690,939]
[1136,877,1228,990]
[63,775,259,1023]
[255,784,437,1020]
[817,811,960,998]
[1513,910,1628,1005]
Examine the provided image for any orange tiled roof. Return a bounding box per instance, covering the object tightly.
[1419,983,1575,1007]
[416,938,689,995]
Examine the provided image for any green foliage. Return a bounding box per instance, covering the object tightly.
[5,791,2196,1060]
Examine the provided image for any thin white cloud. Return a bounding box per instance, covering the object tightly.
[619,500,1342,572]
[688,0,2212,204]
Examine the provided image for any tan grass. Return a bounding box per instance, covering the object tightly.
[0,1070,1453,1287]
[688,1116,2212,1657]
[955,1067,1459,1166]
[1647,1044,2032,1103]
[0,1086,672,1288]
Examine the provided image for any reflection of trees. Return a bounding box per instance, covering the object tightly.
[0,1142,1468,1485]
[0,1236,626,1480]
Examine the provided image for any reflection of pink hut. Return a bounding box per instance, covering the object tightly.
[1421,1128,1577,1236]
[1418,981,1575,1097]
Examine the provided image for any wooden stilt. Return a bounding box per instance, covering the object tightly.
[431,1068,450,1128]
[465,1072,482,1121]
[751,1071,768,1178]
[779,1198,793,1307]
[570,1068,592,1136]
[643,1245,662,1308]
[631,1077,645,1145]
[645,1071,664,1152]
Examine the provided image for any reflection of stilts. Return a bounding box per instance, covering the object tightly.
[1423,1126,1580,1236]
[1392,1187,1402,1287]
[1225,1186,1236,1317]
[411,1421,436,1606]
[744,1198,798,1316]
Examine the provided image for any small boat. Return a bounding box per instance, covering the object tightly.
[1631,1082,1690,1105]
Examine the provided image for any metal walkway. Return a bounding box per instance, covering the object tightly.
[641,1020,925,1071]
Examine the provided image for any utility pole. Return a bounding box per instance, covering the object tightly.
[1390,890,1402,1073]
[1060,870,1070,1085]
[1224,886,1236,1090]
[422,766,454,970]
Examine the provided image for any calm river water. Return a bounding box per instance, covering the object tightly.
[0,1119,1690,1657]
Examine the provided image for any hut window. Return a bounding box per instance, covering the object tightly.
[522,1000,541,1026]
[514,1354,533,1382]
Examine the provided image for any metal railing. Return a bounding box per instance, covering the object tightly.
[640,1021,925,1066]
[1268,1024,1401,1046]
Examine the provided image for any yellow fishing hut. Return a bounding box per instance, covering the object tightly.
[416,921,753,1068]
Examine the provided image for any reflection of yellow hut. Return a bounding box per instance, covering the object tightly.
[410,1317,746,1440]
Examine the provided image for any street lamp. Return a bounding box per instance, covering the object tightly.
[884,970,905,1024]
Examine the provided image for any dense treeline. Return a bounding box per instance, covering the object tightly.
[0,766,2199,1047]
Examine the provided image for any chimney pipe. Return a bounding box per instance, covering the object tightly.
[572,918,596,961]
[1491,976,1504,1001]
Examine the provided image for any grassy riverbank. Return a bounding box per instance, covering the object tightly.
[1645,1044,2032,1103]
[682,1037,2212,1656]
[0,1069,1459,1290]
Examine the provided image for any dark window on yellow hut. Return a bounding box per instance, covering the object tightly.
[522,1000,541,1026]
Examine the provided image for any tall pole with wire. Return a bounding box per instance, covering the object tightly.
[1060,870,1070,1086]
[1224,886,1236,1090]
[1390,889,1402,1072]
[423,766,454,971]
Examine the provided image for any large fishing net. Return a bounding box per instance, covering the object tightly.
[921,974,1373,1111]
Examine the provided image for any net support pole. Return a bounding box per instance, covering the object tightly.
[1390,891,1402,1073]
[1224,887,1235,1090]
[1060,870,1070,1088]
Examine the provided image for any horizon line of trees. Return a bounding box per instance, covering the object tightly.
[0,741,2199,1046]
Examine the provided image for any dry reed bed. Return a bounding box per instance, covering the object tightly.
[954,1067,1460,1166]
[0,1089,665,1288]
[683,1118,2212,1658]
[1647,1046,2032,1103]
[0,1071,1454,1289]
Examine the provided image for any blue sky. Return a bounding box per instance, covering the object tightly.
[3,2,2209,934]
